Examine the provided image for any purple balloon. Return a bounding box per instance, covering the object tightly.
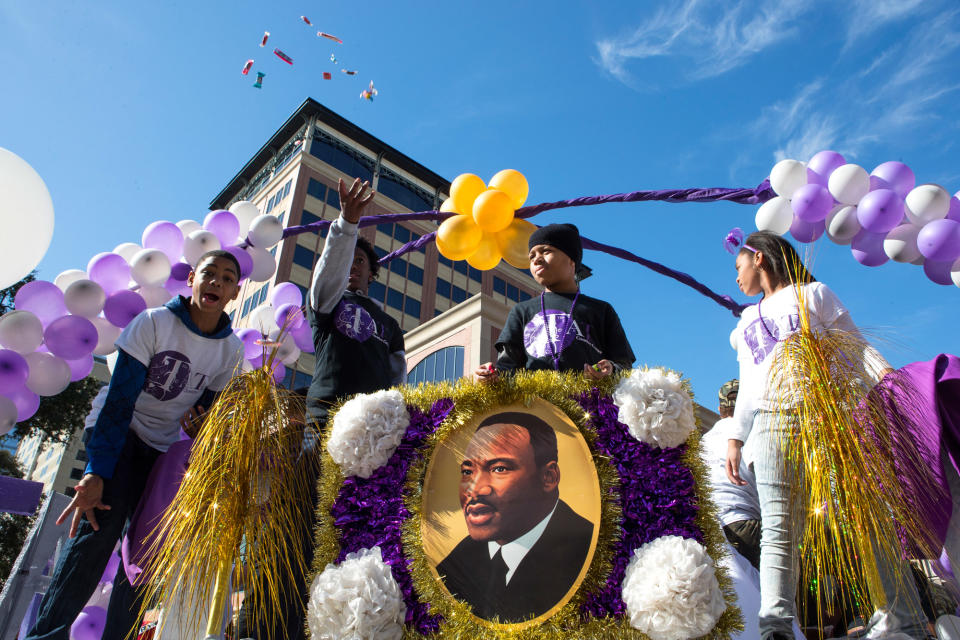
[14,281,66,326]
[235,328,263,360]
[870,161,915,198]
[225,245,254,280]
[274,303,305,331]
[792,184,834,223]
[851,229,890,267]
[44,316,98,360]
[940,548,955,580]
[87,253,131,295]
[269,282,303,309]
[166,262,193,298]
[103,290,147,329]
[0,349,30,393]
[249,353,284,384]
[790,217,826,243]
[5,384,39,421]
[170,261,192,281]
[807,150,846,186]
[101,551,120,583]
[71,606,107,640]
[204,210,241,247]
[142,221,184,263]
[946,196,960,223]
[923,258,954,286]
[917,219,960,262]
[291,322,314,353]
[857,189,905,234]
[66,354,94,382]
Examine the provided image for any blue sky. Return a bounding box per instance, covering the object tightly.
[1,0,958,406]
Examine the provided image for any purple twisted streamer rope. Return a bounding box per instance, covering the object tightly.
[277,181,771,316]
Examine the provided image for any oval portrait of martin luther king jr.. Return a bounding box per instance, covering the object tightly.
[421,399,601,625]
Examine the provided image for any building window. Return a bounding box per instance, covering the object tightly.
[70,468,83,480]
[307,178,327,201]
[507,284,519,302]
[389,259,406,277]
[404,297,421,318]
[76,450,87,462]
[368,281,386,302]
[409,346,465,385]
[438,254,452,267]
[283,180,292,198]
[519,290,532,302]
[242,297,252,317]
[327,189,340,209]
[386,288,403,310]
[294,245,315,270]
[451,286,466,304]
[309,137,374,183]
[393,225,411,244]
[493,277,506,295]
[407,264,423,285]
[377,171,433,213]
[436,278,451,298]
[266,194,276,212]
[453,260,467,275]
[377,222,393,235]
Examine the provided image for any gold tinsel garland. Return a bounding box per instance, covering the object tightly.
[311,369,742,640]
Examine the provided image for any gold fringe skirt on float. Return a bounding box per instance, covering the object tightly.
[767,281,944,627]
[137,360,317,640]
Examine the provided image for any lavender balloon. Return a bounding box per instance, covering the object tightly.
[103,290,147,328]
[270,282,304,309]
[274,303,305,331]
[66,353,94,381]
[291,322,315,353]
[0,349,30,392]
[792,184,834,223]
[203,210,241,246]
[6,384,40,422]
[44,315,98,360]
[235,328,263,360]
[851,229,889,267]
[14,280,66,326]
[71,606,107,640]
[917,219,960,262]
[165,262,193,298]
[947,195,960,223]
[870,161,915,198]
[225,245,254,280]
[923,259,954,286]
[142,221,185,263]
[87,252,131,295]
[857,189,905,234]
[249,353,284,384]
[807,150,845,186]
[790,217,825,243]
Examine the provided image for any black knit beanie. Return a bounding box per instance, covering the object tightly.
[528,223,582,267]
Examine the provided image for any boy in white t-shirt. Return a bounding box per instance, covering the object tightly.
[26,250,243,640]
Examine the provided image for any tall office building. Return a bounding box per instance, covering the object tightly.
[211,99,541,387]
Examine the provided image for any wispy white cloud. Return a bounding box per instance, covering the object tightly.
[594,0,809,86]
[845,0,928,46]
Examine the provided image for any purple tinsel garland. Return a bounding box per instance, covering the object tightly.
[327,392,702,634]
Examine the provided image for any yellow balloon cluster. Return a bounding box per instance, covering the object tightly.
[436,169,537,271]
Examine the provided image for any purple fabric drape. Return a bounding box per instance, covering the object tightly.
[0,475,44,516]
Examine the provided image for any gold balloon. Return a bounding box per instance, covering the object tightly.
[466,232,502,271]
[472,189,514,233]
[496,218,537,269]
[450,173,486,217]
[488,169,529,209]
[439,197,459,214]
[436,214,482,261]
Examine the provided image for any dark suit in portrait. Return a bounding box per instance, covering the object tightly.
[436,499,594,622]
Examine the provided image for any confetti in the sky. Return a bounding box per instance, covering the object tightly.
[318,32,343,44]
[361,80,378,101]
[260,31,270,47]
[300,16,312,26]
[241,59,254,75]
[322,72,332,80]
[341,69,357,75]
[253,71,265,89]
[273,48,294,65]
[330,53,338,64]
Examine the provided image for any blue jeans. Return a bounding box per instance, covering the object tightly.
[26,432,162,640]
[751,410,928,640]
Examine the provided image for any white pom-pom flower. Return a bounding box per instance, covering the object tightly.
[613,368,696,448]
[327,389,409,478]
[622,535,726,640]
[307,546,406,640]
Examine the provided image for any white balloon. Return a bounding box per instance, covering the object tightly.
[64,279,106,317]
[905,184,950,226]
[113,242,143,264]
[250,304,279,334]
[825,205,861,245]
[105,350,119,374]
[176,219,202,237]
[0,148,55,289]
[269,330,301,365]
[91,317,121,356]
[755,196,793,235]
[769,159,807,199]
[130,248,172,287]
[229,200,262,238]
[828,164,870,205]
[883,224,922,263]
[248,214,284,249]
[0,310,44,353]
[54,269,87,292]
[246,246,277,282]
[951,258,960,288]
[139,285,171,308]
[182,230,221,267]
[24,351,71,396]
[911,254,926,266]
[0,394,16,435]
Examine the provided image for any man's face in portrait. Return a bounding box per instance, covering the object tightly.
[459,422,560,545]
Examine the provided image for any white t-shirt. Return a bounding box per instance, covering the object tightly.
[700,417,761,525]
[729,282,881,443]
[116,306,243,452]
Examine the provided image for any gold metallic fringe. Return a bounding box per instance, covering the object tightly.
[768,262,944,627]
[138,362,317,640]
[312,369,742,640]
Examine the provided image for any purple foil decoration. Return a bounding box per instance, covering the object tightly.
[326,390,705,632]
